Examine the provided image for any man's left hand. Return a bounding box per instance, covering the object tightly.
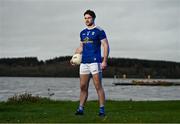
[101,61,107,70]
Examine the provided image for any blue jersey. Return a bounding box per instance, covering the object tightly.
[80,26,107,63]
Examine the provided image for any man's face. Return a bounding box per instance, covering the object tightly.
[84,14,94,26]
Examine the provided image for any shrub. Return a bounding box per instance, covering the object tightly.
[7,92,50,103]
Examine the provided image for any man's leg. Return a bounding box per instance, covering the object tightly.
[92,72,106,116]
[75,74,90,115]
[79,74,90,106]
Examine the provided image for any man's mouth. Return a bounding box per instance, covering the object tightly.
[86,21,93,26]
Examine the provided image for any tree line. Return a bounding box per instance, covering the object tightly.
[0,56,180,78]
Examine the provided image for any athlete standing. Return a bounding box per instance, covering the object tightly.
[71,10,110,116]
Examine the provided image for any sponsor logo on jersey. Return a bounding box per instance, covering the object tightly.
[83,37,93,43]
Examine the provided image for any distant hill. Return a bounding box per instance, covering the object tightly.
[0,56,180,78]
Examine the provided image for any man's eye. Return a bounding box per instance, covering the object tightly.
[85,17,91,19]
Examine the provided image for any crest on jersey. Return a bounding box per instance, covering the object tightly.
[92,32,95,35]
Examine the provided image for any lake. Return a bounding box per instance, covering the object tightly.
[0,77,180,101]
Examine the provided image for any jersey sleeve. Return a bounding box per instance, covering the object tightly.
[99,30,107,41]
[80,32,83,41]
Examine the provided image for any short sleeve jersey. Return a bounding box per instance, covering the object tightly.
[80,26,106,63]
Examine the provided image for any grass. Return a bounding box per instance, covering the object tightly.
[0,93,180,123]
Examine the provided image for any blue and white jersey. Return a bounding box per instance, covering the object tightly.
[80,26,107,63]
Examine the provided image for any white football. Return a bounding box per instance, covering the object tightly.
[71,54,82,65]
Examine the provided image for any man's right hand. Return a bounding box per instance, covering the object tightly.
[70,59,76,66]
[71,42,83,66]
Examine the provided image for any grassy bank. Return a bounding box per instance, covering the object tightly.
[0,98,180,123]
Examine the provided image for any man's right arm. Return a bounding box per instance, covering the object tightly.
[75,42,83,54]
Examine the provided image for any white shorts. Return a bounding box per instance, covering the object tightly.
[80,63,102,75]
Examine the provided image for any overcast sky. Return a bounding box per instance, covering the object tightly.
[0,0,179,62]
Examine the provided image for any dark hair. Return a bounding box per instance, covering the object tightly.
[84,10,96,19]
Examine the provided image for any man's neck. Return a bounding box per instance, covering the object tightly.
[87,24,96,30]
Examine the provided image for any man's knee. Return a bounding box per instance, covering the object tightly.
[95,85,103,91]
[80,84,88,91]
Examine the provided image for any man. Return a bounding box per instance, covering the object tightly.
[70,10,110,117]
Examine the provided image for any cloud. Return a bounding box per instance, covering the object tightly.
[0,0,179,62]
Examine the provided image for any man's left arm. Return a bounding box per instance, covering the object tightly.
[101,38,110,70]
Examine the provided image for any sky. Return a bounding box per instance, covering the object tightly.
[0,0,180,62]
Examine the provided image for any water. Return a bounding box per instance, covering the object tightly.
[0,77,180,101]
